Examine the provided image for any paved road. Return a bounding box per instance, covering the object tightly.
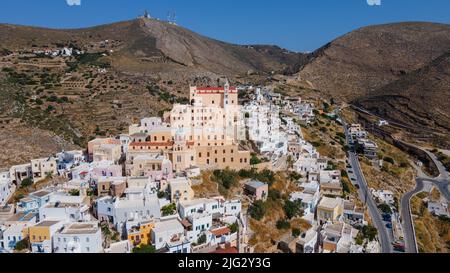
[401,178,424,253]
[398,143,450,253]
[401,176,450,253]
[348,151,392,253]
[341,120,392,253]
[340,105,450,253]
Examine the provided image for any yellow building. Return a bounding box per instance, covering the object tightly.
[128,221,155,247]
[27,221,64,253]
[317,197,344,225]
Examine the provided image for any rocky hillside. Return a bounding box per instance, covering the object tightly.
[296,22,450,100]
[0,18,305,78]
[355,51,450,134]
[293,22,450,136]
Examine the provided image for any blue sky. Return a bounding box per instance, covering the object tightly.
[0,0,449,52]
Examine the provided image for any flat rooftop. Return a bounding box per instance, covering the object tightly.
[35,220,60,227]
[30,190,52,198]
[318,197,342,210]
[60,223,99,234]
[153,219,183,233]
[7,212,36,222]
[245,180,267,189]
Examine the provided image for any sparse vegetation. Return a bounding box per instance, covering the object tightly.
[276,219,291,230]
[161,203,176,216]
[249,200,267,221]
[132,244,156,253]
[283,200,303,219]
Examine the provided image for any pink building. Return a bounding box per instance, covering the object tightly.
[244,180,269,201]
[93,164,123,178]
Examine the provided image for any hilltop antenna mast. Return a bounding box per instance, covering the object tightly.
[167,11,177,25]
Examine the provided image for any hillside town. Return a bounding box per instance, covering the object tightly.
[0,82,412,254]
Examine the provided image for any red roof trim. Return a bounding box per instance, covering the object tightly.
[211,247,238,254]
[130,141,174,147]
[210,227,231,237]
[196,87,237,91]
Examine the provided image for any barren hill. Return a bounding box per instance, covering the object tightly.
[295,22,450,101]
[355,51,450,134]
[0,18,305,78]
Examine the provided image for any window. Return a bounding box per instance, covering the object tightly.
[86,247,90,252]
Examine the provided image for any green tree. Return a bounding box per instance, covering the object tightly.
[228,222,239,234]
[383,157,395,165]
[68,189,80,196]
[250,154,262,165]
[276,219,291,230]
[249,200,266,221]
[132,244,156,253]
[161,203,176,216]
[157,191,166,199]
[378,204,392,214]
[14,238,30,251]
[20,178,33,188]
[197,234,207,245]
[361,225,378,241]
[283,200,303,219]
[292,228,301,237]
[268,189,282,201]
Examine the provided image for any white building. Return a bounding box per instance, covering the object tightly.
[53,222,103,253]
[290,181,320,218]
[319,170,341,184]
[56,150,85,175]
[9,163,32,184]
[185,212,212,242]
[296,227,318,253]
[1,223,28,252]
[0,171,15,206]
[151,218,185,250]
[178,198,241,220]
[243,100,288,157]
[96,193,161,232]
[39,194,91,223]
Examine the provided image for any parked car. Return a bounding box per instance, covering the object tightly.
[386,223,393,229]
[382,213,392,221]
[393,242,406,252]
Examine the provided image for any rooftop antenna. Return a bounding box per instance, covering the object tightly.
[143,10,151,19]
[167,11,177,25]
